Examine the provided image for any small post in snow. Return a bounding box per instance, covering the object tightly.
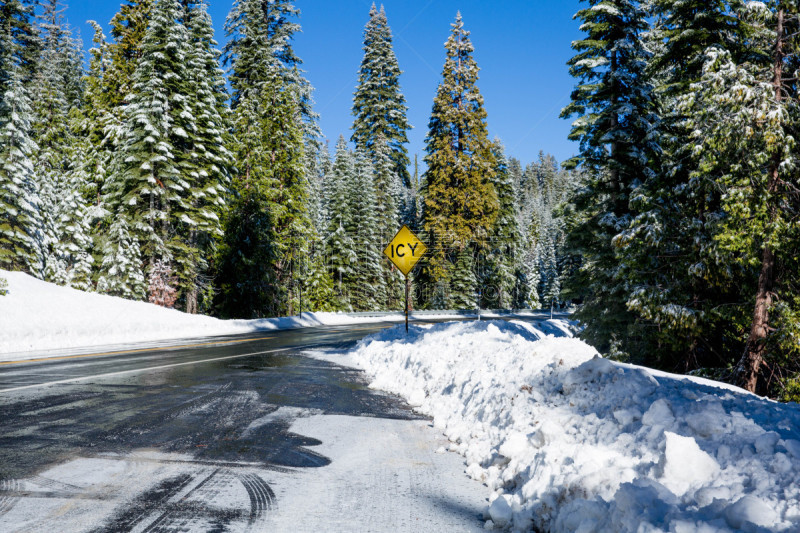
[383,225,427,335]
[405,276,410,333]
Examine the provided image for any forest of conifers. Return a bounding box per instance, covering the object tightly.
[1,0,799,399]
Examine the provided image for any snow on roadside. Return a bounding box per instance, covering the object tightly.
[348,320,800,532]
[0,270,397,359]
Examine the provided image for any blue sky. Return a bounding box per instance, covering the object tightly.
[65,1,583,168]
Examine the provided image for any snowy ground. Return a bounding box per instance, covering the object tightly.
[6,269,799,531]
[329,320,800,532]
[0,413,489,532]
[0,269,493,360]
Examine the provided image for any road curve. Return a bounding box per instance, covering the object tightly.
[0,319,492,532]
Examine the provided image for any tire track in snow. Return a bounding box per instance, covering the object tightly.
[0,478,21,516]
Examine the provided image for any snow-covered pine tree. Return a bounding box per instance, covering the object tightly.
[322,137,357,309]
[420,13,498,308]
[539,231,561,314]
[104,0,196,304]
[351,3,411,187]
[81,21,116,207]
[649,0,745,97]
[107,0,153,110]
[450,248,478,309]
[346,150,387,310]
[41,118,94,291]
[0,18,42,276]
[667,4,800,394]
[31,0,92,289]
[221,0,314,317]
[174,0,231,313]
[96,216,146,300]
[560,0,659,355]
[298,139,339,312]
[479,140,520,309]
[372,135,404,309]
[0,0,40,84]
[615,0,754,369]
[302,252,337,312]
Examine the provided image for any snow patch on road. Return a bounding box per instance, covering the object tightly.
[347,320,800,532]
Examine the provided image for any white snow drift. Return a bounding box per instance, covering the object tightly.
[347,320,800,532]
[0,269,393,359]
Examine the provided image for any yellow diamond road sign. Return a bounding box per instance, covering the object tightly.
[384,225,427,276]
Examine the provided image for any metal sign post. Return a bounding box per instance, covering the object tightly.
[383,225,427,334]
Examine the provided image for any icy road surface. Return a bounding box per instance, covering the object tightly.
[0,324,490,532]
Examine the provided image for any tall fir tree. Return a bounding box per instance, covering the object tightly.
[220,0,314,317]
[351,3,411,187]
[322,136,357,308]
[0,14,42,276]
[107,0,153,110]
[614,0,755,370]
[104,0,199,304]
[662,5,800,394]
[560,0,660,354]
[346,150,387,310]
[420,13,498,308]
[479,141,520,309]
[176,0,231,313]
[31,0,90,288]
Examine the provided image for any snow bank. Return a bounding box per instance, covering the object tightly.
[349,320,800,532]
[0,270,394,358]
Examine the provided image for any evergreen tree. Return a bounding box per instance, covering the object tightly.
[177,0,230,313]
[96,216,146,300]
[480,141,519,309]
[613,0,756,369]
[105,0,194,287]
[0,21,42,275]
[323,137,357,308]
[661,5,800,393]
[31,0,90,288]
[215,192,276,318]
[302,252,337,312]
[450,248,477,309]
[421,13,498,307]
[107,0,153,110]
[351,3,411,187]
[560,0,659,354]
[373,135,404,308]
[347,150,386,310]
[82,20,116,206]
[220,0,314,317]
[0,0,40,83]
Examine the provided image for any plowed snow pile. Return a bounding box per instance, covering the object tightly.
[0,269,396,357]
[349,320,800,532]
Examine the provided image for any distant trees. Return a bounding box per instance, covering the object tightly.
[0,1,578,338]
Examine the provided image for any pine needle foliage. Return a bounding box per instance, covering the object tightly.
[351,3,411,187]
[421,13,499,307]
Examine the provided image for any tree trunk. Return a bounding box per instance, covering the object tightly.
[736,7,784,394]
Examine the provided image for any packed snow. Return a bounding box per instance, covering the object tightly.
[0,270,436,359]
[344,320,800,532]
[0,270,534,361]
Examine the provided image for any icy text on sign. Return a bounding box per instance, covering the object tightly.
[383,225,427,276]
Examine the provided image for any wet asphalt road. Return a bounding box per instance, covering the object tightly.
[0,322,419,477]
[0,317,549,531]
